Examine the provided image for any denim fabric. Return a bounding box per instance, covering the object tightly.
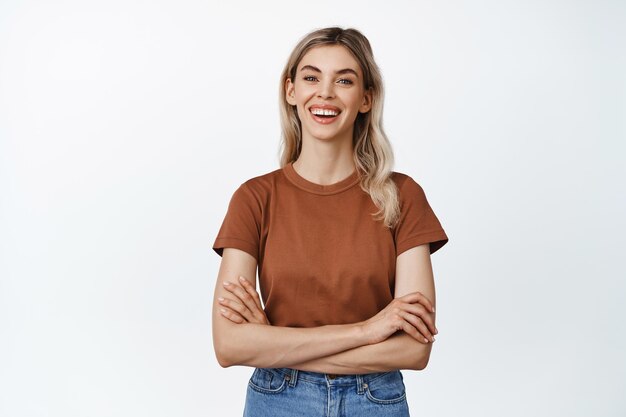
[243,367,410,417]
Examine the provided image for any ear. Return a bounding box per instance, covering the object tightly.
[285,78,297,106]
[359,86,373,113]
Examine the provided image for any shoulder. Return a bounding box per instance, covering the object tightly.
[230,166,282,205]
[390,171,426,197]
[242,166,282,188]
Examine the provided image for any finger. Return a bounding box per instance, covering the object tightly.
[406,291,435,314]
[398,291,434,313]
[220,287,268,325]
[403,302,437,335]
[399,310,434,343]
[399,291,423,303]
[389,305,429,343]
[400,319,430,344]
[391,297,436,335]
[237,277,269,324]
[219,306,245,323]
[218,296,253,322]
[222,281,258,318]
[235,281,264,322]
[238,276,264,311]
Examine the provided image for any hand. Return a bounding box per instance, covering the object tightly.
[360,291,437,345]
[218,275,271,325]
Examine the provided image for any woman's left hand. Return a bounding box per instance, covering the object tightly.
[218,275,271,325]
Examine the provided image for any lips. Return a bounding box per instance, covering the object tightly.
[309,107,341,125]
[309,104,342,113]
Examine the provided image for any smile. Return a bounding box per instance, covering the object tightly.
[309,107,341,124]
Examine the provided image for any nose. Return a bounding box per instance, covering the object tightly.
[317,78,335,99]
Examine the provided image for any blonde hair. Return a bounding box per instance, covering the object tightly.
[277,26,401,228]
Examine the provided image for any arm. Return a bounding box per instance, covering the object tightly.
[284,331,431,374]
[212,248,371,368]
[286,243,437,373]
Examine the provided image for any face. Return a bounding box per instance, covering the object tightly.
[285,44,372,143]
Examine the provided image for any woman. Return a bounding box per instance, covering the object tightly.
[212,26,449,417]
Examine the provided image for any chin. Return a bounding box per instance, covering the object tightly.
[309,125,345,137]
[312,133,349,143]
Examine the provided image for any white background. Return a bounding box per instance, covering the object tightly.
[1,1,625,416]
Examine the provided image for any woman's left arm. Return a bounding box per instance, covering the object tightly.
[219,244,437,373]
[286,330,432,374]
[287,243,437,373]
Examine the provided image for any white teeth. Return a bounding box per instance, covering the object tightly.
[311,108,339,116]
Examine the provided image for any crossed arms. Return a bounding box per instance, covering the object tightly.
[212,244,437,374]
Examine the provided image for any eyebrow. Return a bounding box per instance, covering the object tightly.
[299,64,359,78]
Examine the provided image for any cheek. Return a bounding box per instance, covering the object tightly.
[343,102,363,121]
[294,91,315,117]
[343,92,364,111]
[296,103,308,119]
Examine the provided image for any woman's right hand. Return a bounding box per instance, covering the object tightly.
[360,291,437,345]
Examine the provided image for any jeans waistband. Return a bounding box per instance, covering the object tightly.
[272,367,398,388]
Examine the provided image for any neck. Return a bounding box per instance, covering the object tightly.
[293,126,358,185]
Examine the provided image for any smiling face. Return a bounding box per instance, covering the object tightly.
[285,44,372,144]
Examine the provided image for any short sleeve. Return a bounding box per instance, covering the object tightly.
[394,176,449,256]
[212,182,261,262]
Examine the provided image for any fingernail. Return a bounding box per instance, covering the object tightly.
[432,307,435,313]
[223,281,231,286]
[239,276,246,282]
[424,338,429,343]
[220,308,226,313]
[431,336,436,342]
[218,297,224,301]
[435,328,438,334]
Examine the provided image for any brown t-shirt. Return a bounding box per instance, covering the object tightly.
[212,162,449,328]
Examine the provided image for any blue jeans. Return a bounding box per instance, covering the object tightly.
[243,367,411,417]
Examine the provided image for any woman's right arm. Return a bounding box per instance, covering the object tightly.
[212,248,370,368]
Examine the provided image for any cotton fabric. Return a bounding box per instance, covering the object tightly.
[212,162,448,328]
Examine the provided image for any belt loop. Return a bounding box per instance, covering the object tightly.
[287,368,297,387]
[356,374,365,394]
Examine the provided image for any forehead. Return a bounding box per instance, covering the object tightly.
[298,45,362,76]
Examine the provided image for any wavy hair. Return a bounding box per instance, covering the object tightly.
[277,26,401,228]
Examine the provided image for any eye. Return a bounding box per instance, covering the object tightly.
[302,75,353,85]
